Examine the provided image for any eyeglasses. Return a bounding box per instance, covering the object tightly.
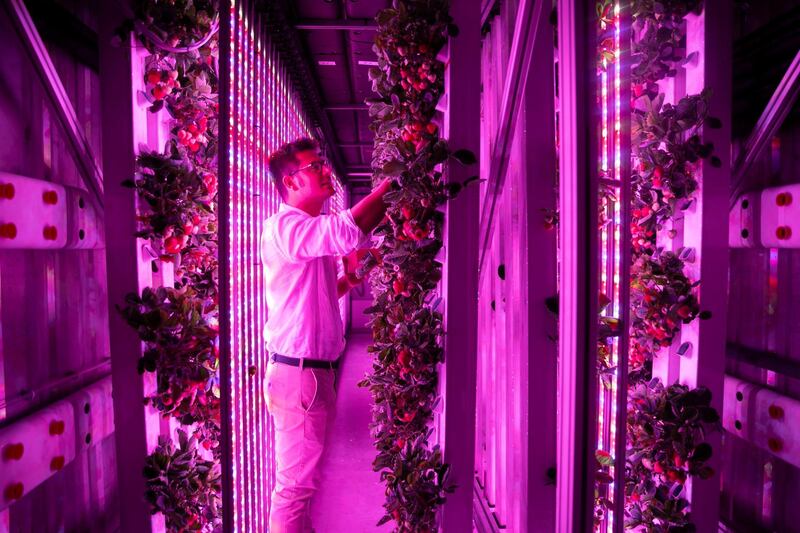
[288,159,329,176]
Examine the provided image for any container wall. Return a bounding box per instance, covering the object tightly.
[0,1,117,531]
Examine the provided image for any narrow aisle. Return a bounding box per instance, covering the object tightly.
[311,333,390,532]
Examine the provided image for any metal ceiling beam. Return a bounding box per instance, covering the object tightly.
[263,1,350,182]
[325,104,369,111]
[295,19,377,31]
[730,48,800,209]
[338,143,372,148]
[337,1,365,168]
[4,0,104,215]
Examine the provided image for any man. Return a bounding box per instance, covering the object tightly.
[260,138,390,533]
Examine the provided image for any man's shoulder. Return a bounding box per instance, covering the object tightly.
[265,207,299,227]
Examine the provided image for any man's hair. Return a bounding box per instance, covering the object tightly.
[268,137,320,200]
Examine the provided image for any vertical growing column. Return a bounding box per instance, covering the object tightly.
[99,6,156,531]
[625,1,730,531]
[441,2,480,531]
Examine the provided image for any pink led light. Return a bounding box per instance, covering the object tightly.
[227,8,348,528]
[595,4,625,530]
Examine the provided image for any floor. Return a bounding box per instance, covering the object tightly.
[310,332,391,532]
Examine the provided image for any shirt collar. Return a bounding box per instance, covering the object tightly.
[279,203,310,217]
[279,203,331,217]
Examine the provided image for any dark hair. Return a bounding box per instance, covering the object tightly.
[268,137,320,200]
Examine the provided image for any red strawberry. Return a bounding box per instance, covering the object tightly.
[399,411,415,423]
[673,453,684,468]
[164,236,182,254]
[152,85,167,100]
[598,293,611,309]
[146,70,162,85]
[398,349,411,367]
[393,279,405,296]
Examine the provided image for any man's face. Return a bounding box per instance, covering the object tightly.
[284,150,334,202]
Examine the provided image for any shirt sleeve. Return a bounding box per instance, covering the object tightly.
[270,208,369,263]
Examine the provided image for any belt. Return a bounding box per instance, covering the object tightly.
[271,353,339,370]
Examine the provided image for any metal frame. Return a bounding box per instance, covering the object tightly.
[477,0,542,273]
[520,3,559,530]
[613,7,633,532]
[338,143,371,148]
[727,342,800,380]
[440,1,480,531]
[325,104,369,111]
[295,19,377,31]
[218,2,233,532]
[555,0,599,530]
[3,0,104,215]
[25,0,99,71]
[0,360,110,419]
[730,49,800,208]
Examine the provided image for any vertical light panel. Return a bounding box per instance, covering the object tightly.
[594,3,631,531]
[556,0,599,529]
[225,3,346,530]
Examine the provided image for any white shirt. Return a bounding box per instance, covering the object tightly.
[260,203,369,360]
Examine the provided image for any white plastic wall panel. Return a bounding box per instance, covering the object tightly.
[0,172,102,250]
[723,375,800,468]
[0,401,76,511]
[761,184,800,248]
[64,376,114,454]
[729,192,761,248]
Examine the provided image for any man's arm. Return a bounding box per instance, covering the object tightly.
[350,178,392,236]
[337,275,354,299]
[337,247,382,298]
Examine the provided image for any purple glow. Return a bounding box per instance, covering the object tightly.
[226,3,346,528]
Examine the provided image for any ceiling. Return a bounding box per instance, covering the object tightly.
[732,3,800,139]
[271,0,392,186]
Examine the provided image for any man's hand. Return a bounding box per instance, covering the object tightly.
[351,178,393,236]
[374,177,393,194]
[342,247,382,286]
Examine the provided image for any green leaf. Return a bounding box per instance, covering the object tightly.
[382,160,406,176]
[595,449,614,466]
[451,149,477,165]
